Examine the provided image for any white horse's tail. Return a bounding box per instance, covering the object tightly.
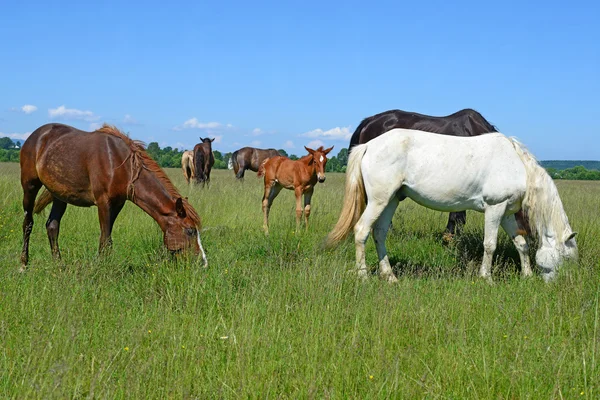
[509,137,571,240]
[326,144,368,247]
[227,157,233,170]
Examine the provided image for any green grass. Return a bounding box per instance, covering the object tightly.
[1,163,599,398]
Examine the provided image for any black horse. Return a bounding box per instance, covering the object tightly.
[194,137,215,186]
[349,108,498,236]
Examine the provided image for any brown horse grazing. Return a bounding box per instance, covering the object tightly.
[257,146,333,234]
[181,150,195,184]
[193,137,215,186]
[349,108,498,239]
[19,123,208,270]
[229,147,281,179]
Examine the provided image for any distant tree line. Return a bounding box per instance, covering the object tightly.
[2,136,599,179]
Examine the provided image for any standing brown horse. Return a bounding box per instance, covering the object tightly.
[193,137,215,186]
[229,147,281,179]
[19,123,208,270]
[257,146,333,234]
[181,150,195,184]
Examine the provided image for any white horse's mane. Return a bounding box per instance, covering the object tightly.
[509,137,572,242]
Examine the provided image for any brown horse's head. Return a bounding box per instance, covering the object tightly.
[163,197,202,256]
[305,145,334,183]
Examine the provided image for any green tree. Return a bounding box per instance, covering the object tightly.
[337,148,348,167]
[0,137,14,150]
[278,149,289,157]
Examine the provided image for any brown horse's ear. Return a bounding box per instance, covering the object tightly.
[210,138,215,143]
[175,197,187,218]
[323,146,334,155]
[304,146,315,155]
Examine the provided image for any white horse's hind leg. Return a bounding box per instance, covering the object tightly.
[480,203,508,281]
[354,199,391,280]
[500,214,532,277]
[372,196,400,282]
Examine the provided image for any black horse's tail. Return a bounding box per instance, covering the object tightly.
[230,150,239,174]
[348,116,374,152]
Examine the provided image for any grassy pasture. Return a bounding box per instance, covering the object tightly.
[0,163,599,398]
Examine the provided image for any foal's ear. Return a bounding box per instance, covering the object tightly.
[304,146,315,155]
[323,146,334,155]
[175,197,187,218]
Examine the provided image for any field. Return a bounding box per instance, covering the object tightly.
[1,162,599,398]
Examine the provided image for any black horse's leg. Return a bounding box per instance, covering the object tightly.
[445,211,467,237]
[97,198,125,254]
[236,167,245,179]
[20,179,42,269]
[46,198,68,260]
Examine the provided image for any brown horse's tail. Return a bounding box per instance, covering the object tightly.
[34,188,53,214]
[257,158,270,178]
[325,144,368,248]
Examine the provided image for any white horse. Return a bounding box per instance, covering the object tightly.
[327,129,578,282]
[181,150,195,184]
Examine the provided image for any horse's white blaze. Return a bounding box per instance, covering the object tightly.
[336,128,577,282]
[319,155,324,162]
[197,231,208,267]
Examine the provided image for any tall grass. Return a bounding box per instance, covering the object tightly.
[0,163,598,398]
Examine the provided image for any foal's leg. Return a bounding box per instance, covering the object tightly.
[480,203,508,281]
[354,198,393,279]
[97,198,126,254]
[46,198,68,260]
[303,188,314,230]
[262,182,282,234]
[372,196,400,282]
[500,214,532,277]
[294,187,304,231]
[20,179,42,269]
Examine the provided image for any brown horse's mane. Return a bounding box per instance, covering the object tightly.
[96,124,201,227]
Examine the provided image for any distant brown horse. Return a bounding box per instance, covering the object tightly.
[19,123,208,270]
[257,146,333,234]
[193,137,215,186]
[181,150,195,184]
[229,147,281,179]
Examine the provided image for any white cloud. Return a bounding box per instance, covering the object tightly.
[49,105,100,121]
[306,139,325,149]
[213,135,223,144]
[251,140,261,147]
[1,131,31,140]
[252,128,262,136]
[21,105,37,114]
[301,126,352,141]
[284,140,295,149]
[89,122,102,131]
[173,117,222,131]
[123,114,139,125]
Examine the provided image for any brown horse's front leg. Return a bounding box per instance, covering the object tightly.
[97,198,125,254]
[303,188,313,230]
[294,187,304,231]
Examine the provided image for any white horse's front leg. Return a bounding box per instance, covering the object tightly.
[500,214,532,277]
[480,203,507,282]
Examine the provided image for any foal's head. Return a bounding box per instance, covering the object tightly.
[305,145,334,183]
[164,197,202,255]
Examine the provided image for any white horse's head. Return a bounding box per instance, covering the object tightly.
[536,230,578,282]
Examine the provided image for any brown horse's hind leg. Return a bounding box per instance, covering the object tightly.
[20,178,42,270]
[236,167,245,180]
[46,198,67,260]
[262,182,282,234]
[97,198,125,254]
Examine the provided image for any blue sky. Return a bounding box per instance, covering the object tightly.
[1,0,598,159]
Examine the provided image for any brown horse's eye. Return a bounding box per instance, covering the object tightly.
[185,228,196,236]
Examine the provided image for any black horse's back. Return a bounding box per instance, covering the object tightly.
[349,108,497,150]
